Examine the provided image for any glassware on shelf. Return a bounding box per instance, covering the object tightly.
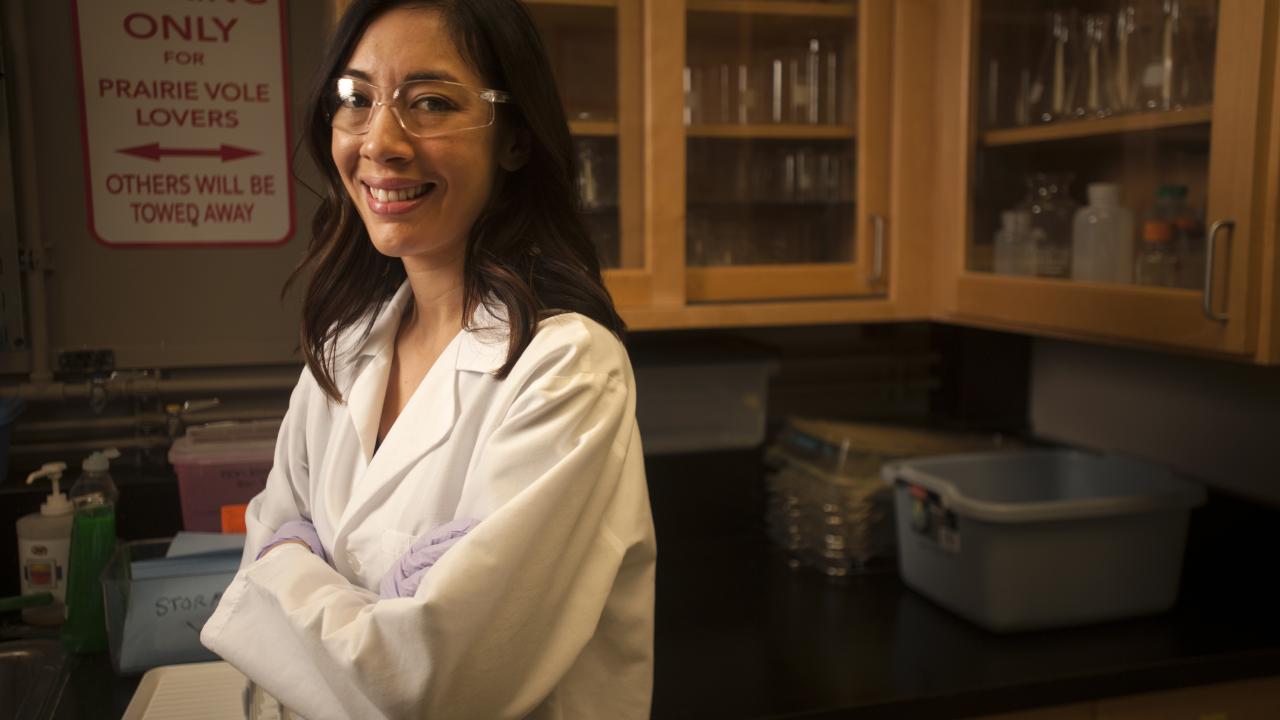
[576,142,601,210]
[1135,219,1179,286]
[1028,10,1080,124]
[1019,172,1079,279]
[824,45,840,125]
[1069,13,1121,119]
[713,62,734,125]
[683,65,704,126]
[1114,2,1145,112]
[994,210,1037,277]
[736,63,754,124]
[584,213,619,270]
[1071,183,1135,284]
[1152,184,1205,289]
[1135,0,1212,112]
[574,139,617,210]
[805,38,821,124]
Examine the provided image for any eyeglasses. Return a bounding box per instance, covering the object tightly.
[327,77,513,139]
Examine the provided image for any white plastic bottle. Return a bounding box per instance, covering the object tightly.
[17,462,73,625]
[994,210,1036,276]
[1071,182,1135,284]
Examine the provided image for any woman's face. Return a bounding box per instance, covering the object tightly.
[332,7,509,267]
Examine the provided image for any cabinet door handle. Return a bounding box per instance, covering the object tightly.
[1203,218,1233,322]
[869,214,886,284]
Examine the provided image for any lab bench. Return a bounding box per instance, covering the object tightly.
[30,456,1280,719]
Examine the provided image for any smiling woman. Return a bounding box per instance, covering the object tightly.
[196,1,654,719]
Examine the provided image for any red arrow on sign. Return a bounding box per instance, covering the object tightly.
[117,143,260,162]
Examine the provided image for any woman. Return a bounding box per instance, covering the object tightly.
[199,1,656,718]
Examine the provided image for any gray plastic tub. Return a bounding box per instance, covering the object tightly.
[881,449,1206,632]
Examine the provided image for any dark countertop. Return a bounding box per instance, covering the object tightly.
[651,535,1280,720]
[27,458,1280,719]
[649,484,1280,719]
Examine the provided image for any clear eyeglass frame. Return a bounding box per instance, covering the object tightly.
[328,76,515,139]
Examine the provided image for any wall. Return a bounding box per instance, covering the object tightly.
[3,0,330,371]
[1030,338,1280,506]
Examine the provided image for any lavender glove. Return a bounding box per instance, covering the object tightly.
[379,518,481,599]
[257,519,327,562]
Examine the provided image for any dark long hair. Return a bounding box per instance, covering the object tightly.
[288,0,625,402]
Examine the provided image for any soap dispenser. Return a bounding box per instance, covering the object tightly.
[62,448,121,653]
[17,462,73,626]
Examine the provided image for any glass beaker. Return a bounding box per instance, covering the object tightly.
[576,141,601,210]
[1135,0,1213,112]
[1028,10,1080,124]
[1069,13,1121,118]
[1114,2,1146,112]
[1019,173,1079,279]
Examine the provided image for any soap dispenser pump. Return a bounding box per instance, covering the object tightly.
[16,462,73,626]
[62,448,121,653]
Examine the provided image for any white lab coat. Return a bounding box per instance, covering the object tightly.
[200,281,656,720]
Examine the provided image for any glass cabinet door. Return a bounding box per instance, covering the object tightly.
[958,0,1269,353]
[683,0,890,302]
[528,0,649,306]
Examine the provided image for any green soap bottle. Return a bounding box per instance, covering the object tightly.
[62,448,120,654]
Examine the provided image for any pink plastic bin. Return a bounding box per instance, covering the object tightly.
[167,420,280,532]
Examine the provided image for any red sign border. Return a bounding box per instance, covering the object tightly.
[72,0,297,249]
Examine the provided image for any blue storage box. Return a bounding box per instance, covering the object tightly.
[881,449,1206,632]
[102,537,242,674]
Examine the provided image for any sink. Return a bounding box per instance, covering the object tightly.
[0,640,67,720]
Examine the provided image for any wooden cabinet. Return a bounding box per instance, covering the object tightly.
[327,0,1280,359]
[1096,676,1280,719]
[527,0,667,309]
[962,676,1280,712]
[681,0,888,303]
[972,678,1280,720]
[527,0,935,330]
[970,703,1093,720]
[931,0,1277,358]
[968,676,1280,720]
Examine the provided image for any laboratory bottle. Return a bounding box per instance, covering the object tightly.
[1071,183,1135,284]
[1019,173,1079,279]
[62,448,121,654]
[1135,220,1179,287]
[1153,184,1205,289]
[17,462,73,626]
[994,210,1036,276]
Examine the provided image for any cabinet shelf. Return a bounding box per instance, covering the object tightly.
[688,263,862,301]
[687,123,855,140]
[981,106,1213,147]
[688,200,855,207]
[524,0,617,8]
[686,0,855,18]
[570,120,620,136]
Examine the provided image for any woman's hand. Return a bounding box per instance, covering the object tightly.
[257,519,327,562]
[379,518,480,599]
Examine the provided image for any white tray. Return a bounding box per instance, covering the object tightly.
[122,661,246,720]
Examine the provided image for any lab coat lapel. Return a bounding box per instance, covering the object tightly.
[334,299,509,538]
[335,335,461,537]
[341,283,414,465]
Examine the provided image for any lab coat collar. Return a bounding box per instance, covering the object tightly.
[340,281,510,478]
[456,299,510,374]
[352,281,415,360]
[341,281,510,377]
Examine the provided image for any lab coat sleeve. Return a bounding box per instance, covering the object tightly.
[239,366,317,564]
[201,340,640,720]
